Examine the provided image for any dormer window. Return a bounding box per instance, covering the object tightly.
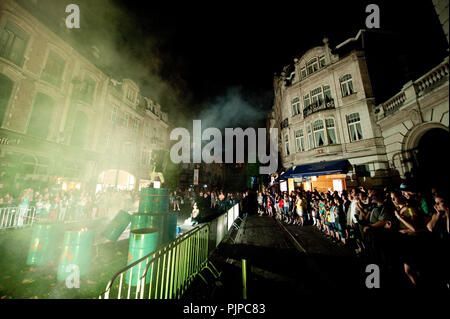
[319,55,326,68]
[126,88,136,102]
[301,67,306,79]
[306,58,319,75]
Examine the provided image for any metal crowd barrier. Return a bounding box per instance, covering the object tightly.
[0,206,37,230]
[99,203,241,299]
[99,223,220,299]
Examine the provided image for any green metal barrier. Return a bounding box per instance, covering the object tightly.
[99,203,240,299]
[99,223,219,299]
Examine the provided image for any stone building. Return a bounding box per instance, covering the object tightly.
[373,57,449,190]
[271,33,390,193]
[0,0,170,193]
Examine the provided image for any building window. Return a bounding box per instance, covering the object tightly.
[307,125,313,149]
[325,118,337,144]
[312,120,326,147]
[301,67,306,78]
[306,58,319,75]
[295,129,305,152]
[27,93,54,139]
[110,105,119,122]
[291,97,300,116]
[126,88,136,102]
[319,55,326,68]
[133,118,139,132]
[284,134,290,156]
[340,74,354,97]
[75,75,96,104]
[141,148,151,166]
[346,112,363,142]
[304,94,310,108]
[41,51,65,87]
[323,85,332,101]
[310,87,323,106]
[123,113,130,128]
[0,21,29,66]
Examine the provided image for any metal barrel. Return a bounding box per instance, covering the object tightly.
[147,213,165,247]
[57,229,95,281]
[154,188,170,213]
[140,188,170,214]
[139,188,154,214]
[125,228,159,286]
[165,212,178,243]
[26,223,57,266]
[130,213,151,231]
[102,210,131,241]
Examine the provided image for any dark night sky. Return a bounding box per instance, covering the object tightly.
[64,0,448,129]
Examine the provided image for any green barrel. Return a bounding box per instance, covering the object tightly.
[125,228,159,286]
[57,229,95,281]
[131,213,152,231]
[102,210,131,241]
[148,213,170,247]
[26,223,57,266]
[154,188,170,213]
[139,188,155,214]
[139,188,170,214]
[165,213,178,243]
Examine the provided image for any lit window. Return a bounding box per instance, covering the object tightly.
[312,119,326,147]
[307,58,319,75]
[340,74,354,97]
[295,129,305,152]
[291,97,300,116]
[346,113,363,142]
[325,118,337,144]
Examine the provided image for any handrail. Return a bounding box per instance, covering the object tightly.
[99,223,212,299]
[99,203,240,299]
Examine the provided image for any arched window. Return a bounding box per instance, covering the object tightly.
[312,120,326,147]
[27,93,55,139]
[340,74,354,97]
[325,118,337,144]
[346,113,363,142]
[70,111,88,147]
[0,73,14,127]
[307,58,319,75]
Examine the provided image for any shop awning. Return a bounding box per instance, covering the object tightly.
[281,159,351,179]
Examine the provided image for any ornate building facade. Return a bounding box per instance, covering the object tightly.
[0,0,170,192]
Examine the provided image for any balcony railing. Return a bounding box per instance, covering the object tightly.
[374,57,449,121]
[303,98,335,119]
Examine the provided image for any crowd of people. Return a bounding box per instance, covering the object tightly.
[170,188,245,224]
[0,186,139,225]
[256,182,449,288]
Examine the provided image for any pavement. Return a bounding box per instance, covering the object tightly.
[183,214,366,300]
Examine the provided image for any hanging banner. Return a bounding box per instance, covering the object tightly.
[193,169,199,185]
